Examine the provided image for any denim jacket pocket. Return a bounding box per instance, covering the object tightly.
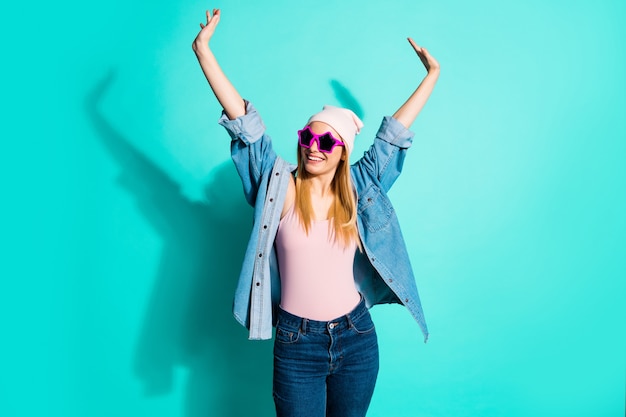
[357,185,393,232]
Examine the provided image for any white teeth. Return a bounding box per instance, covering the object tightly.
[308,155,324,161]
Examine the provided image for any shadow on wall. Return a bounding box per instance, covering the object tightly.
[85,72,274,417]
[330,79,364,120]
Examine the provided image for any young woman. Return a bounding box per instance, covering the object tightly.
[193,8,439,417]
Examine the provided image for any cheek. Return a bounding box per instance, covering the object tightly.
[329,153,344,167]
[332,148,346,162]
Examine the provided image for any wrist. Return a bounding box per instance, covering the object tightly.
[427,67,440,77]
[192,40,211,56]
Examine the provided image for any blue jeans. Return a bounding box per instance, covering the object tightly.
[273,297,379,417]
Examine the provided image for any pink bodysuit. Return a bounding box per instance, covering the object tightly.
[275,204,361,321]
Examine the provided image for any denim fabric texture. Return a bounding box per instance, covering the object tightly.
[218,101,428,342]
[273,297,379,417]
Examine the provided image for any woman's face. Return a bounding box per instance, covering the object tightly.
[299,121,346,177]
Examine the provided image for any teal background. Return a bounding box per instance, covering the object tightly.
[2,0,624,416]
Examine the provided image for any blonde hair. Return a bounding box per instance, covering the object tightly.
[295,146,360,249]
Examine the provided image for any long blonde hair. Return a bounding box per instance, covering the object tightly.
[295,146,360,249]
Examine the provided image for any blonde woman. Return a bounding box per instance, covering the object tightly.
[193,8,439,417]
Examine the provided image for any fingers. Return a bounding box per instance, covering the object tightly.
[407,37,426,64]
[205,8,220,24]
[407,37,422,54]
[199,8,220,31]
[408,37,433,56]
[416,45,440,70]
[407,37,439,72]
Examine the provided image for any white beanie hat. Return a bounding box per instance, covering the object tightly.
[307,105,364,155]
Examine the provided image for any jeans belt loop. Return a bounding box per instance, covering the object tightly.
[346,314,355,329]
[301,318,308,335]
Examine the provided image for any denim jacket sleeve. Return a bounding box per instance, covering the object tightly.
[351,115,414,192]
[218,101,291,340]
[218,101,278,206]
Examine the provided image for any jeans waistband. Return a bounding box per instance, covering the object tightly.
[276,296,369,334]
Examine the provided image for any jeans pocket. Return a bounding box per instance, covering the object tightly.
[350,313,376,335]
[275,324,302,344]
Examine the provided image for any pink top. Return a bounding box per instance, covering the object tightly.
[275,204,360,320]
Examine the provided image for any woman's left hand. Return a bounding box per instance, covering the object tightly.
[407,38,440,74]
[391,37,440,128]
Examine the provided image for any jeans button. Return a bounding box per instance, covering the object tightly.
[329,323,336,329]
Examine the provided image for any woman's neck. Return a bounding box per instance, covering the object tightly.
[307,174,335,199]
[302,175,335,220]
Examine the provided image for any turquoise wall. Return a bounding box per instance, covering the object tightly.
[2,0,624,416]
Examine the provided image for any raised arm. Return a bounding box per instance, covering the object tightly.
[392,38,440,129]
[192,9,246,120]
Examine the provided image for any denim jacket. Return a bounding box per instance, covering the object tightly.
[219,101,428,342]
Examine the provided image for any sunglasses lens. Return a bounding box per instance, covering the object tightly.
[299,129,314,147]
[318,133,336,152]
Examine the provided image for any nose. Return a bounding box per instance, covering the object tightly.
[309,138,320,152]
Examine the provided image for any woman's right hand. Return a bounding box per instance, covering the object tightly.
[192,8,221,54]
[191,8,245,119]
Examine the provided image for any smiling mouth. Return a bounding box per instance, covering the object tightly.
[307,154,324,162]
